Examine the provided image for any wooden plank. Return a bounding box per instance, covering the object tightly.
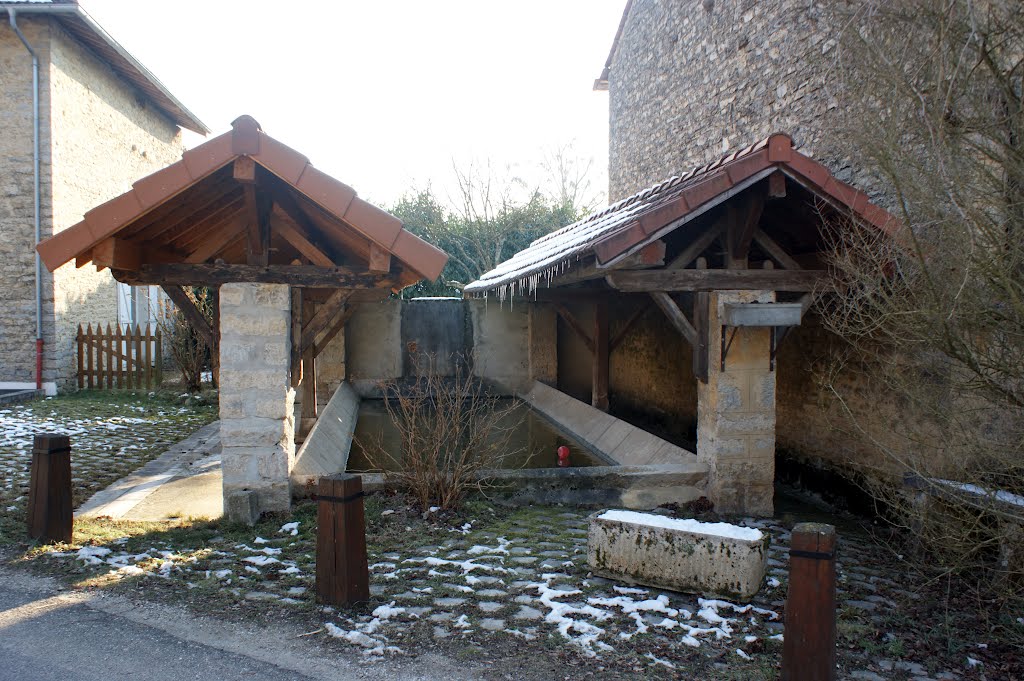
[76,325,84,390]
[92,238,142,271]
[117,264,387,288]
[143,324,152,389]
[781,523,837,681]
[609,301,651,353]
[554,304,595,354]
[86,324,94,389]
[161,286,216,350]
[114,325,123,390]
[693,257,710,383]
[592,302,609,411]
[233,156,256,183]
[723,303,804,327]
[665,222,726,270]
[314,304,356,357]
[556,240,666,286]
[368,242,391,274]
[607,269,828,292]
[300,301,318,425]
[134,325,143,390]
[649,292,697,346]
[184,212,247,264]
[752,228,802,270]
[301,289,353,355]
[273,211,336,267]
[290,288,303,388]
[155,327,163,386]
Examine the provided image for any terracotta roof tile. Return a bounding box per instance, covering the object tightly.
[464,133,898,297]
[36,115,449,285]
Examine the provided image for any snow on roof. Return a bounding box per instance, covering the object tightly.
[463,135,777,299]
[464,133,898,300]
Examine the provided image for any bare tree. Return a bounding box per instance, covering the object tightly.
[819,0,1023,606]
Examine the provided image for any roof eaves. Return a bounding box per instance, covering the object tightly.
[593,0,633,91]
[0,2,209,134]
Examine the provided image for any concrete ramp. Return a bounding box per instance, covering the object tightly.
[518,381,696,467]
[291,382,360,493]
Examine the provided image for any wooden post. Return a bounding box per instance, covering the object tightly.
[592,301,609,411]
[76,325,84,390]
[154,327,163,386]
[86,324,94,389]
[315,474,369,606]
[782,523,837,681]
[27,434,73,544]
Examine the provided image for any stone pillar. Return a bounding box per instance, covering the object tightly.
[219,283,295,524]
[697,291,775,516]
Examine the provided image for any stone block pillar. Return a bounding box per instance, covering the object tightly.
[697,291,775,516]
[219,283,295,524]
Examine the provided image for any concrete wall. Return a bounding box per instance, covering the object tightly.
[607,0,872,202]
[345,298,534,396]
[0,17,182,392]
[557,299,699,446]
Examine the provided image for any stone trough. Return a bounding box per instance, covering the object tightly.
[587,509,769,601]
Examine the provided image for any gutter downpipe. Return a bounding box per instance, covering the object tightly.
[8,9,43,391]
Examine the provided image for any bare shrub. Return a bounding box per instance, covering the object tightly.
[357,354,526,511]
[157,287,213,392]
[819,0,1024,610]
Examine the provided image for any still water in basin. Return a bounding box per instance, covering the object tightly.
[347,399,602,472]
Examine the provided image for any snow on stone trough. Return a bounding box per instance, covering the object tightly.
[588,510,770,601]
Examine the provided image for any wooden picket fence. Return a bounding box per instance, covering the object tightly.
[76,323,163,390]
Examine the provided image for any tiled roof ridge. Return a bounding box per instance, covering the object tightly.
[36,115,448,282]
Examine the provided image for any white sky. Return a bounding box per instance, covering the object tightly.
[80,0,624,209]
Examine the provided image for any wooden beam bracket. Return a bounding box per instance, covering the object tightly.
[161,285,216,350]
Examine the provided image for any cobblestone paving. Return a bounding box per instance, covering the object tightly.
[36,500,981,679]
[0,392,216,540]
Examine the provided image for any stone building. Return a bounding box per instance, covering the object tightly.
[0,0,207,394]
[587,0,904,490]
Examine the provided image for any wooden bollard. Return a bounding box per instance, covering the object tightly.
[27,434,73,544]
[315,474,369,606]
[782,523,837,681]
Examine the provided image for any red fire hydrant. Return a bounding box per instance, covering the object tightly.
[557,446,571,467]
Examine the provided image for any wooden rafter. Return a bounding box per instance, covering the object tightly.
[185,212,247,264]
[607,269,828,293]
[272,209,335,267]
[726,189,766,267]
[92,238,142,271]
[666,222,726,270]
[609,301,651,352]
[161,285,216,349]
[300,289,353,355]
[114,264,388,287]
[752,228,802,270]
[649,291,697,347]
[554,303,595,354]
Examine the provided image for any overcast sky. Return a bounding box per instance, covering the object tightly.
[80,0,624,208]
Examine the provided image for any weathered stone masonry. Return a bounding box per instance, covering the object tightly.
[219,283,296,524]
[0,16,182,392]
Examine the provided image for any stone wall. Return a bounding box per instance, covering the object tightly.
[0,17,53,389]
[608,0,869,202]
[46,23,182,390]
[0,17,182,392]
[219,283,295,524]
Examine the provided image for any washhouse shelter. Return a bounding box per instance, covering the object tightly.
[37,115,448,523]
[465,134,897,516]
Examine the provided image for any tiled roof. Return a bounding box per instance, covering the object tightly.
[1,1,208,133]
[36,115,448,283]
[464,133,897,298]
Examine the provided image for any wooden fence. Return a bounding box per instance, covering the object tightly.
[76,323,163,390]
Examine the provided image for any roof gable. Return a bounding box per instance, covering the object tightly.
[37,115,448,288]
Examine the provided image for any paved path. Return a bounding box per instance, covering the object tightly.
[0,564,476,681]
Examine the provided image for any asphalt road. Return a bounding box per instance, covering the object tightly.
[0,564,475,681]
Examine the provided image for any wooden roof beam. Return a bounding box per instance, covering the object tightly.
[607,268,828,292]
[113,263,389,287]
